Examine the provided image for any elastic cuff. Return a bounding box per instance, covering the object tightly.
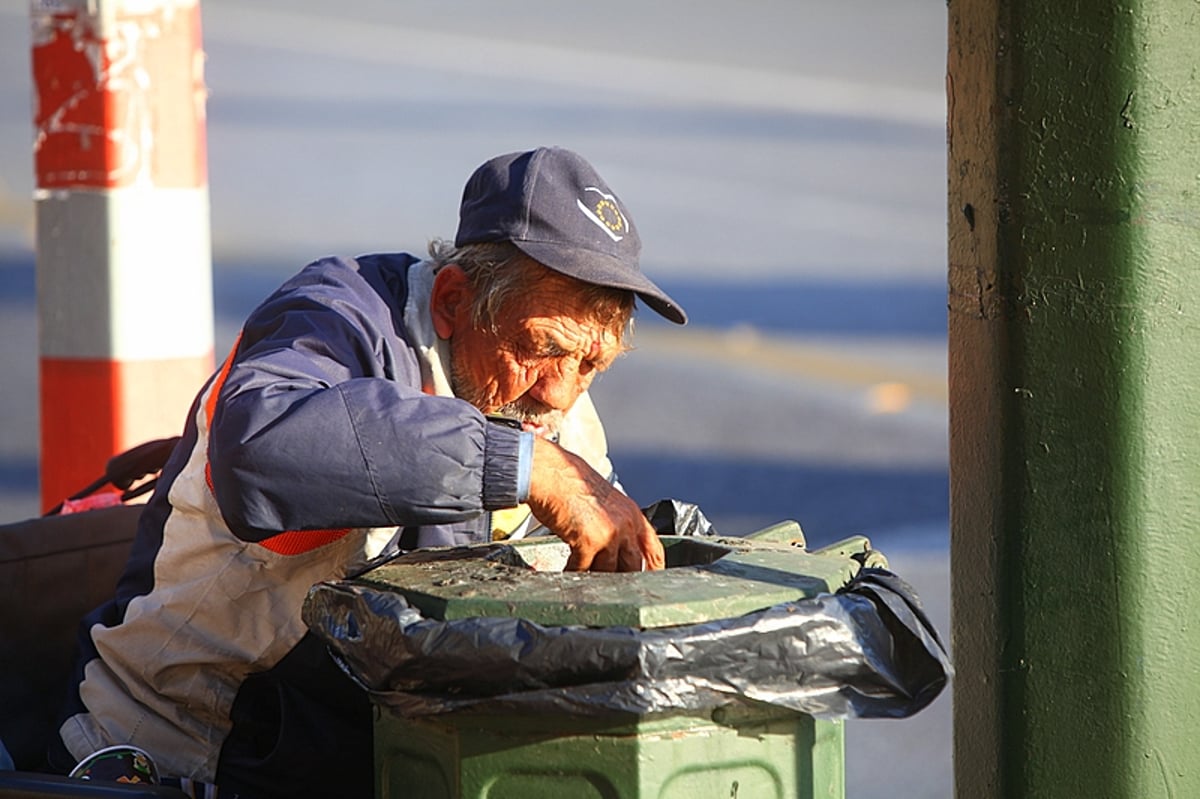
[481,420,526,510]
[516,431,533,502]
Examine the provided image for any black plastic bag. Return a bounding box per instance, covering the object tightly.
[304,562,950,721]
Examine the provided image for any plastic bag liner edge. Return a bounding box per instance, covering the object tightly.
[302,566,951,720]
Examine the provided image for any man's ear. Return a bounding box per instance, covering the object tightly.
[430,265,472,340]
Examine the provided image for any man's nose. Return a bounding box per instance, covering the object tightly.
[529,365,590,411]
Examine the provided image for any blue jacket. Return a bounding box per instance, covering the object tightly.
[55,253,614,797]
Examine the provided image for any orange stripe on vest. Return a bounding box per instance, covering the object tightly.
[203,334,350,555]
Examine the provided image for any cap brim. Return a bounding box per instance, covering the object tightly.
[514,241,688,325]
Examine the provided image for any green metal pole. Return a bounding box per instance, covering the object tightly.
[948,0,1200,797]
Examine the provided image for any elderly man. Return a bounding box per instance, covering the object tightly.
[51,147,687,797]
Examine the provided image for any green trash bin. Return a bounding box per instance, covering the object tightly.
[304,523,948,799]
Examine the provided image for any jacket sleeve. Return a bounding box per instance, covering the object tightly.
[205,258,525,540]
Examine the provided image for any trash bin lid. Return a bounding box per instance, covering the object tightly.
[351,535,862,628]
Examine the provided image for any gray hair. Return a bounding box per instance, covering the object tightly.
[426,238,635,342]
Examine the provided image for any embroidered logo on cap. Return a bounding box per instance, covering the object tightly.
[576,186,627,242]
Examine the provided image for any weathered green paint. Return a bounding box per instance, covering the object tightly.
[375,706,844,799]
[741,519,807,545]
[358,535,861,627]
[808,535,891,570]
[357,530,864,796]
[949,0,1200,797]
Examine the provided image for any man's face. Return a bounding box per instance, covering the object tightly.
[438,268,625,438]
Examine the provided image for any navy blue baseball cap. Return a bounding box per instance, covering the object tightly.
[455,147,687,325]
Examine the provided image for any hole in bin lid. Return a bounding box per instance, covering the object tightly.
[352,536,861,629]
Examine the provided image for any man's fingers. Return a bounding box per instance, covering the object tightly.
[589,547,619,573]
[564,548,591,572]
[616,539,643,572]
[566,531,660,573]
[529,440,661,573]
[640,530,666,571]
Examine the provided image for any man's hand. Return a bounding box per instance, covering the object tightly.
[525,436,665,572]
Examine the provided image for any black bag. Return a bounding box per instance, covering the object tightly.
[0,437,178,770]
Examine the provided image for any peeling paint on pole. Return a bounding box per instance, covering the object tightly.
[30,0,214,510]
[31,0,206,189]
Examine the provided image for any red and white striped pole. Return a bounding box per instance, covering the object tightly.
[30,0,214,511]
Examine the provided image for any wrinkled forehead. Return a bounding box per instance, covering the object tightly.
[515,268,633,340]
[513,302,626,360]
